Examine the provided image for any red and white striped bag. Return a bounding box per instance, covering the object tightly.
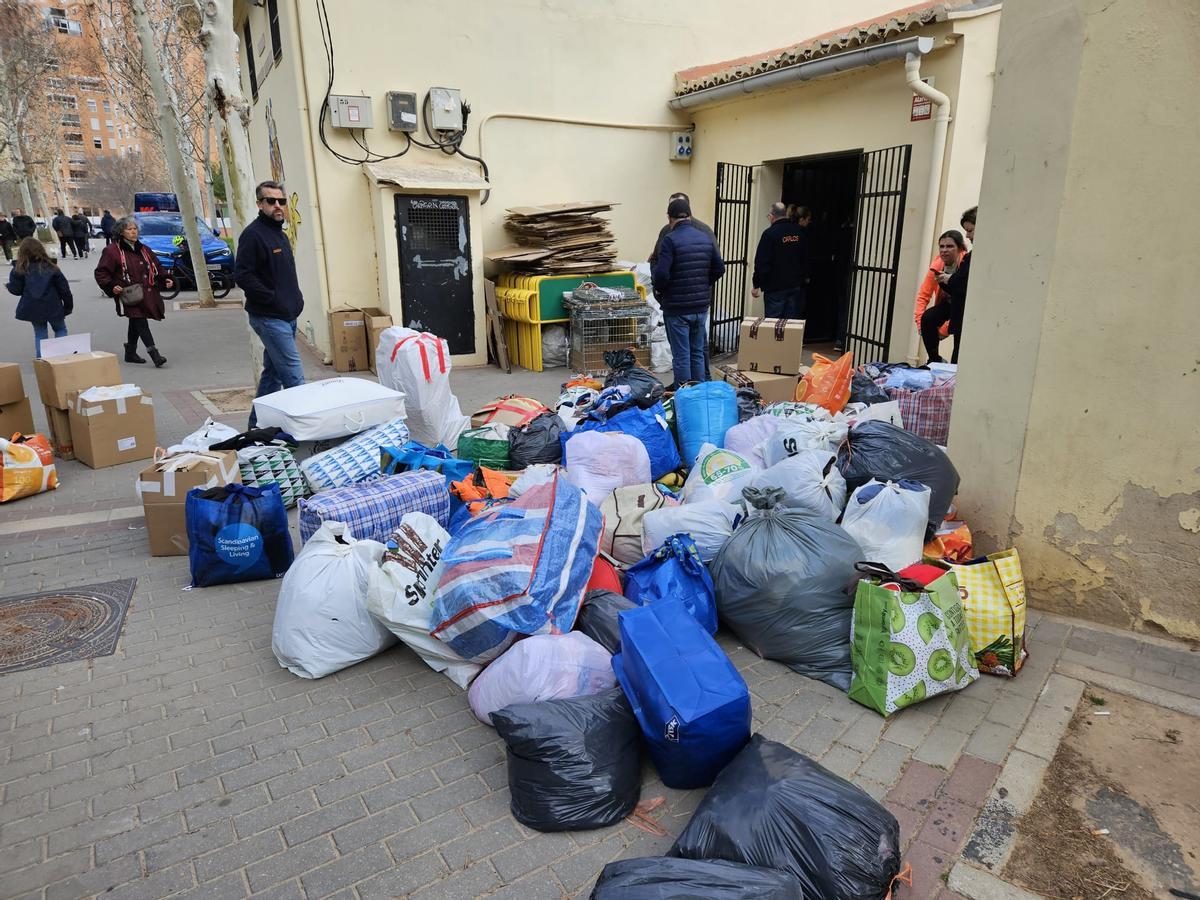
[376,326,468,448]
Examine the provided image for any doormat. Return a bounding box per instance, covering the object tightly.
[0,579,136,674]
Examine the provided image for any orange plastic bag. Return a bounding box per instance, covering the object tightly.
[794,352,853,413]
[450,466,513,515]
[1,433,58,503]
[925,521,973,562]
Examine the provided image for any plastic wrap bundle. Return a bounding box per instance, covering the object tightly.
[722,414,783,469]
[252,378,406,441]
[749,449,846,521]
[375,327,468,447]
[674,381,738,465]
[541,325,569,368]
[840,479,931,571]
[710,487,861,689]
[564,431,652,506]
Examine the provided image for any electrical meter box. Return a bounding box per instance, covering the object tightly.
[328,95,373,129]
[428,87,464,132]
[670,131,693,162]
[386,91,418,132]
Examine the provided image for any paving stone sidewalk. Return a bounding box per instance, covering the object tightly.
[4,261,1199,898]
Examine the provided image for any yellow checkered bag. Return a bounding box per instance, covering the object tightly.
[950,549,1027,676]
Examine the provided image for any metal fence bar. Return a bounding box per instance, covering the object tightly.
[710,161,753,354]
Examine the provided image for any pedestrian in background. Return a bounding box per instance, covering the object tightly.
[11,210,35,241]
[51,209,76,260]
[7,238,72,358]
[0,213,15,263]
[913,229,967,352]
[71,209,91,259]
[100,209,116,245]
[94,216,171,367]
[751,201,811,319]
[235,180,306,428]
[651,196,725,389]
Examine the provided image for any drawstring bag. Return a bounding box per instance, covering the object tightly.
[624,534,718,634]
[375,327,468,447]
[185,482,293,587]
[749,449,847,522]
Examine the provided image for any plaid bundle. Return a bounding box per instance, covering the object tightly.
[301,417,410,493]
[298,470,449,544]
[886,376,955,446]
[237,445,308,508]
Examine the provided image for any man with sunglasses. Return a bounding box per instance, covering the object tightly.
[235,180,306,427]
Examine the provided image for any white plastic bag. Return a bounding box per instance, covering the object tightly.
[541,325,569,368]
[366,512,481,688]
[841,479,932,571]
[271,521,396,679]
[650,337,673,374]
[564,431,652,507]
[167,417,239,454]
[467,632,616,725]
[723,415,783,468]
[642,498,743,562]
[555,386,598,432]
[760,418,850,466]
[509,464,559,499]
[749,450,846,521]
[375,326,468,447]
[253,378,407,441]
[682,443,757,504]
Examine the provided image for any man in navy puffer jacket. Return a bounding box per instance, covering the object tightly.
[651,197,725,388]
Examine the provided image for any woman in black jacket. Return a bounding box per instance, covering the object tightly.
[71,211,91,258]
[7,238,72,357]
[922,227,975,364]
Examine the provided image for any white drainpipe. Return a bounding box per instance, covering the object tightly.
[905,51,952,364]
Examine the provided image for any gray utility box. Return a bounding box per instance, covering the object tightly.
[328,95,373,129]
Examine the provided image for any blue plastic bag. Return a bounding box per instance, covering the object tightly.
[612,599,751,789]
[185,483,294,588]
[567,401,681,480]
[675,381,738,465]
[624,534,717,634]
[380,441,475,486]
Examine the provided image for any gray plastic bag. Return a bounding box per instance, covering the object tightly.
[710,487,861,690]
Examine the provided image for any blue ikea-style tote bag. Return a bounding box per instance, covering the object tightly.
[185,483,294,587]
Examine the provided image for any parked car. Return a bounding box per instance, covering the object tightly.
[134,212,234,278]
[133,191,179,213]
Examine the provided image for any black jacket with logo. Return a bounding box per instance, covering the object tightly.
[752,219,810,292]
[234,211,304,321]
[12,215,35,239]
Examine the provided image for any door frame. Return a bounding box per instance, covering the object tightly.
[394,193,475,356]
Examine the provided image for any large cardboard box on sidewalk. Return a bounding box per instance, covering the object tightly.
[0,397,35,437]
[137,450,240,556]
[360,307,394,374]
[43,404,74,459]
[34,351,122,409]
[715,365,802,404]
[329,308,369,373]
[735,317,806,375]
[0,362,24,406]
[68,388,157,469]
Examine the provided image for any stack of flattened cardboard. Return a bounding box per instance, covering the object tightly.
[487,201,617,274]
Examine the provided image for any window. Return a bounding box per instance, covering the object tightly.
[108,137,116,149]
[93,137,103,148]
[48,93,77,109]
[64,132,83,145]
[68,169,88,181]
[47,77,65,89]
[47,8,82,35]
[68,152,86,164]
[102,100,111,113]
[76,76,103,91]
[89,117,100,130]
[267,0,282,63]
[86,98,97,112]
[61,113,81,127]
[242,21,258,102]
[105,120,114,132]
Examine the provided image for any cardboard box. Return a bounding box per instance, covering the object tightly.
[736,317,806,375]
[0,396,35,438]
[0,362,24,405]
[715,366,801,404]
[43,404,74,459]
[137,450,240,556]
[34,351,122,409]
[329,308,369,373]
[360,307,394,374]
[68,389,156,469]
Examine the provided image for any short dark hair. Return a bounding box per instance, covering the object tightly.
[256,180,285,200]
[669,192,690,203]
[667,197,692,219]
[939,229,966,250]
[960,206,977,227]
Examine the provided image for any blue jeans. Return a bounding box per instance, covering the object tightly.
[664,312,709,386]
[248,315,305,427]
[32,319,68,358]
[763,286,806,320]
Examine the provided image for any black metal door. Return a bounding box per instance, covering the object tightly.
[710,162,753,354]
[845,145,912,364]
[395,194,475,355]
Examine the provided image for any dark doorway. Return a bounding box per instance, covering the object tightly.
[781,151,861,344]
[394,194,475,355]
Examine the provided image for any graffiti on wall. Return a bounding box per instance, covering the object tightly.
[265,99,303,248]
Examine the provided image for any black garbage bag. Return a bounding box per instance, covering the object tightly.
[604,348,664,405]
[710,487,861,690]
[590,856,803,899]
[670,734,901,899]
[575,589,638,654]
[735,387,763,423]
[508,412,564,468]
[836,419,960,535]
[849,372,891,405]
[491,688,640,832]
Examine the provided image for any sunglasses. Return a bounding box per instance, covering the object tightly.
[259,196,287,206]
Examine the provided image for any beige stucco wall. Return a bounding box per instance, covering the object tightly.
[950,0,1200,638]
[685,14,998,360]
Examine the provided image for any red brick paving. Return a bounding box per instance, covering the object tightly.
[941,755,1001,805]
[899,840,952,898]
[917,797,977,853]
[886,760,946,811]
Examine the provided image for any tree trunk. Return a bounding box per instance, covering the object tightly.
[129,0,215,308]
[203,96,218,225]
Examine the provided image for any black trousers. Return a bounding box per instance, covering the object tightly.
[74,236,89,256]
[127,317,156,349]
[0,239,10,261]
[920,303,961,364]
[59,236,76,258]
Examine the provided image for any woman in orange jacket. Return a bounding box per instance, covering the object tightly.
[913,229,967,345]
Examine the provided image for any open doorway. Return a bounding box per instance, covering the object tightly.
[781,151,861,344]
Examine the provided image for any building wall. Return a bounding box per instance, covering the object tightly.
[238,0,976,361]
[949,0,1200,638]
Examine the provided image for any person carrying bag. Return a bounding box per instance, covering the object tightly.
[94,215,171,367]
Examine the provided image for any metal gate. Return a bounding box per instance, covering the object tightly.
[845,145,912,363]
[710,162,753,354]
[394,194,475,355]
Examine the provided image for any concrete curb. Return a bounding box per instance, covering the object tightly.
[1054,661,1200,717]
[948,862,1044,899]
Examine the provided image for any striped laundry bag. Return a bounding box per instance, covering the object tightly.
[430,476,602,664]
[886,375,956,446]
[300,417,410,493]
[298,469,449,544]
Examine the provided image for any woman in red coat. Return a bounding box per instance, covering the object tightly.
[94,215,172,367]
